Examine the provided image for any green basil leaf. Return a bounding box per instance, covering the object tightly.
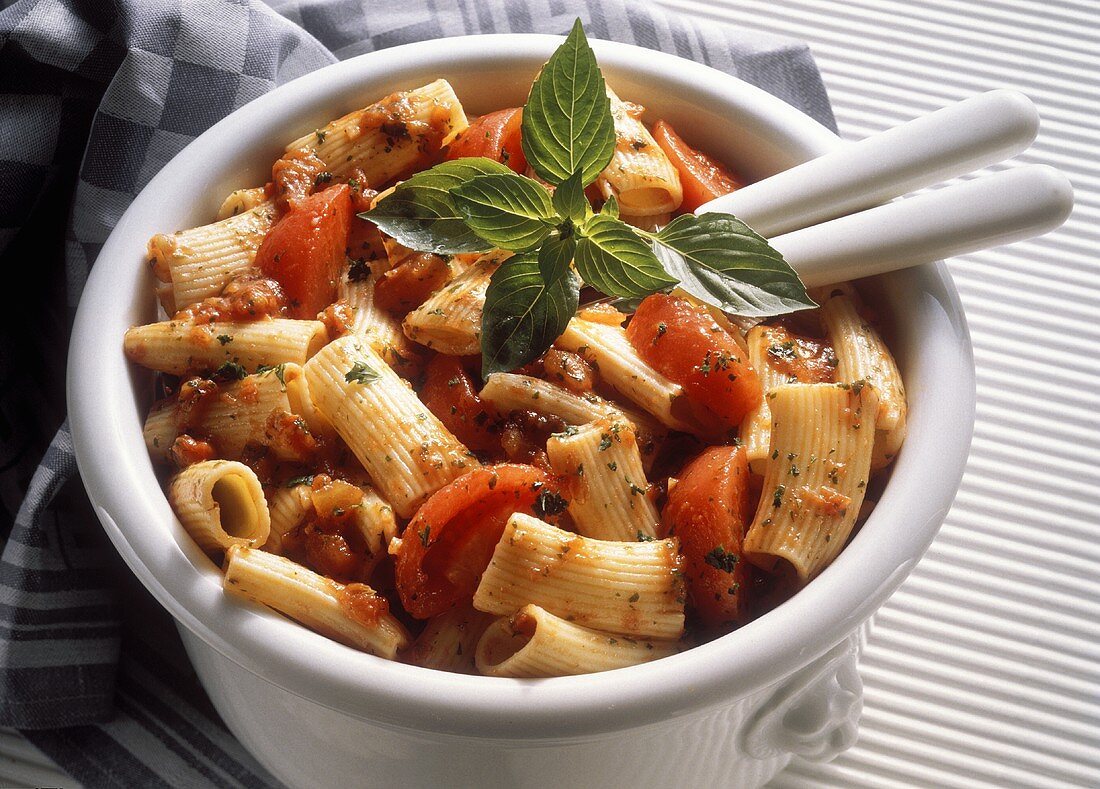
[362,157,512,254]
[481,252,580,376]
[599,193,619,219]
[574,213,677,297]
[538,235,576,283]
[653,212,816,316]
[450,172,558,252]
[521,19,616,185]
[552,171,589,223]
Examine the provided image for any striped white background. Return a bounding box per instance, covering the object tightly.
[652,0,1100,787]
[4,0,1098,786]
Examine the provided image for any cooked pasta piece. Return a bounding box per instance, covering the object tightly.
[479,373,664,468]
[817,284,908,470]
[143,364,324,462]
[402,250,507,355]
[556,317,697,433]
[474,513,685,641]
[303,335,475,517]
[216,187,269,220]
[169,460,271,555]
[593,88,682,216]
[404,603,496,674]
[339,270,423,376]
[742,382,879,582]
[545,418,660,541]
[475,604,678,678]
[149,201,278,314]
[263,483,313,554]
[224,546,410,658]
[740,325,801,473]
[124,318,327,376]
[284,79,467,187]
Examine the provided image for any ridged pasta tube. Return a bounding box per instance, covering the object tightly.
[404,603,495,674]
[149,201,277,314]
[545,419,660,541]
[124,318,327,376]
[817,284,908,470]
[143,364,322,462]
[742,383,879,582]
[168,460,271,555]
[303,335,476,517]
[224,546,410,658]
[339,273,423,375]
[556,317,697,433]
[740,325,804,474]
[474,513,685,641]
[594,88,682,216]
[479,373,664,470]
[284,79,467,187]
[402,250,507,355]
[475,604,679,677]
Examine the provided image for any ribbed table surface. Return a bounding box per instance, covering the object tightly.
[4,1,1098,787]
[652,0,1098,786]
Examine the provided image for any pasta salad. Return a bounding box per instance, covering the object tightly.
[124,21,905,677]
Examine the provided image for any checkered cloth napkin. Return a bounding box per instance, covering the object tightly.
[0,0,835,784]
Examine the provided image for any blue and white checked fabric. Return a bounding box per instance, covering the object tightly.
[0,0,834,784]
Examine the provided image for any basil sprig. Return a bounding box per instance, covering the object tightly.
[360,18,814,375]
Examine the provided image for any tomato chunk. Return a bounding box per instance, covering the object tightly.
[373,251,453,313]
[255,184,351,318]
[394,465,560,618]
[445,108,526,173]
[626,293,762,431]
[662,446,752,627]
[419,355,501,454]
[653,120,742,212]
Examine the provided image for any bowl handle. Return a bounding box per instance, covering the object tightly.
[740,632,863,762]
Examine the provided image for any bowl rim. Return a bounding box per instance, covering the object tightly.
[67,33,976,740]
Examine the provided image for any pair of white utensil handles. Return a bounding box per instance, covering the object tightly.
[699,90,1072,287]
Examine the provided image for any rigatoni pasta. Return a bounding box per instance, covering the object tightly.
[126,62,907,677]
[123,318,326,376]
[168,460,271,555]
[742,383,879,581]
[224,546,409,658]
[473,513,685,641]
[303,335,475,517]
[475,604,679,677]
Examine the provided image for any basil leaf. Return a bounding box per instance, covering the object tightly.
[552,171,589,223]
[481,252,580,376]
[653,212,816,316]
[538,235,576,283]
[600,193,619,219]
[450,172,558,252]
[362,158,512,254]
[521,19,616,185]
[574,213,677,297]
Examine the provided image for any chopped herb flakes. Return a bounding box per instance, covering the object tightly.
[345,362,381,384]
[533,490,568,519]
[704,545,739,573]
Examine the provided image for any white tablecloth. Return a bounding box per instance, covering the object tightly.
[4,1,1097,786]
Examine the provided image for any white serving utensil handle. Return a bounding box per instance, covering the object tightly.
[769,164,1073,288]
[699,90,1040,237]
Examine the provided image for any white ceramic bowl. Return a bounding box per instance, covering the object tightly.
[67,34,975,788]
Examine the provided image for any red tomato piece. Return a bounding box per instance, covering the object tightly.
[626,293,762,431]
[652,120,742,213]
[419,355,501,454]
[255,184,352,318]
[445,108,526,173]
[394,465,559,618]
[662,446,753,627]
